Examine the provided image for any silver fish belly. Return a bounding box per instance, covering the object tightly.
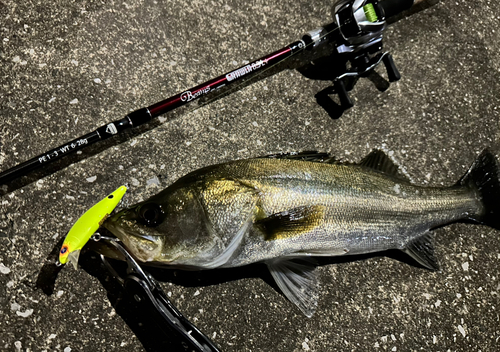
[103,150,500,317]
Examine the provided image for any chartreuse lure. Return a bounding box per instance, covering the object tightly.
[59,185,127,268]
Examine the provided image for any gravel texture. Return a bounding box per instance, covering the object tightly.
[0,0,499,351]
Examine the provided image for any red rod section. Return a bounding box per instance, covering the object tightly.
[148,46,295,117]
[0,41,305,185]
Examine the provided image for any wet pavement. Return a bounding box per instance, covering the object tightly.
[0,0,499,351]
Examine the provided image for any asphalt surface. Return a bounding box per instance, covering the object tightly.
[1,0,499,351]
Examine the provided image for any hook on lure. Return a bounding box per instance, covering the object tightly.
[57,185,127,269]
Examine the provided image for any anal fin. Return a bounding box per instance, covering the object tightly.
[266,258,319,318]
[403,233,439,271]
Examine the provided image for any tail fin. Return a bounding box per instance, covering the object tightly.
[459,149,500,230]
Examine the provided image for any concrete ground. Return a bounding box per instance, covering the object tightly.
[1,0,499,351]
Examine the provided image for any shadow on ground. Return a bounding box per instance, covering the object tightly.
[35,235,430,352]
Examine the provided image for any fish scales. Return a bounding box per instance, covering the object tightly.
[200,159,480,266]
[106,157,479,264]
[103,149,500,316]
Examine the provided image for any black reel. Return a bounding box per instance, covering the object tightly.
[302,0,413,112]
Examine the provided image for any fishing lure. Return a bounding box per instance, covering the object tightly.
[58,185,127,268]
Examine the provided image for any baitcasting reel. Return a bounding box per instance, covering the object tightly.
[304,0,414,110]
[0,0,420,198]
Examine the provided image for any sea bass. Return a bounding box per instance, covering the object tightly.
[103,150,500,317]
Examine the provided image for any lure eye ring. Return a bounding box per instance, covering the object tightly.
[138,203,164,227]
[60,244,69,255]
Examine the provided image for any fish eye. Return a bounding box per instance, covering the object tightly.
[60,246,68,254]
[138,203,164,227]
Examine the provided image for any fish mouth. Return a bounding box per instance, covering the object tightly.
[103,219,154,242]
[103,211,163,262]
[104,210,156,242]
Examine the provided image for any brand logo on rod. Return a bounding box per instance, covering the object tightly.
[180,86,211,102]
[226,59,268,82]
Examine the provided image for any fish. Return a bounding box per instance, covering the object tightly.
[103,150,500,317]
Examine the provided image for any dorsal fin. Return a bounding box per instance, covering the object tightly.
[260,151,336,163]
[359,150,405,178]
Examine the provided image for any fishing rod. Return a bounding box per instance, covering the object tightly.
[0,0,418,186]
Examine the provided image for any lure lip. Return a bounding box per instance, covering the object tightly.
[58,185,127,266]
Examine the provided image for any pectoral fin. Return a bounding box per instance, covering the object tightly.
[266,258,319,318]
[257,205,325,241]
[403,233,439,271]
